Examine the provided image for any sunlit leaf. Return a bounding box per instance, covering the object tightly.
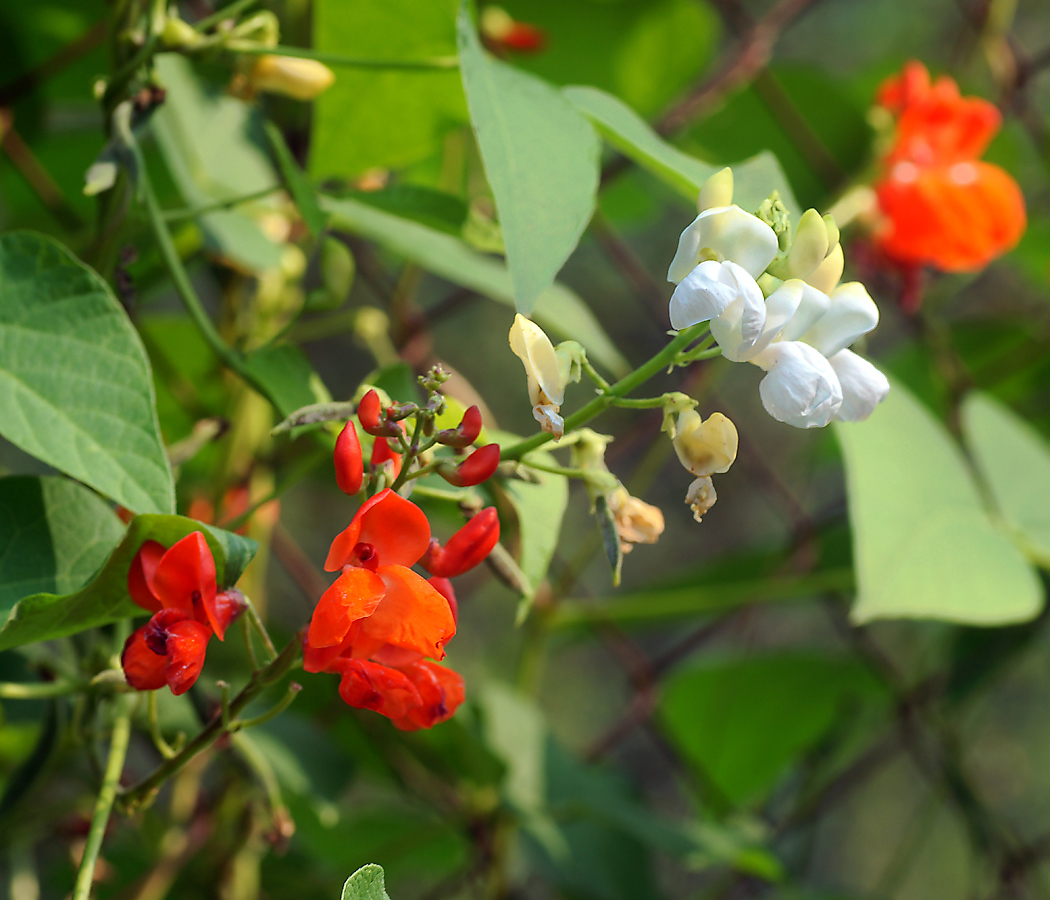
[457,3,601,312]
[835,380,1042,625]
[962,392,1050,568]
[0,232,175,514]
[341,864,392,900]
[0,513,257,652]
[322,195,628,375]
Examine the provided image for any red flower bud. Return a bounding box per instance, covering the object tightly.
[357,389,402,437]
[371,435,403,480]
[421,507,500,578]
[334,420,364,495]
[435,405,483,448]
[437,444,500,488]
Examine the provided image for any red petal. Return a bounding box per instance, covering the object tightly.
[127,540,165,613]
[307,567,386,648]
[422,508,500,578]
[205,588,247,641]
[152,532,217,618]
[334,420,364,496]
[330,658,422,720]
[357,390,383,435]
[355,566,456,660]
[370,436,403,480]
[327,489,431,571]
[427,576,457,624]
[303,624,360,673]
[162,618,212,695]
[121,626,167,691]
[438,444,500,488]
[390,661,465,731]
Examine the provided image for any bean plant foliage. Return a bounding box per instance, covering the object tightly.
[1,1,1049,899]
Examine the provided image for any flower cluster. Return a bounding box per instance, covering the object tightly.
[667,168,890,429]
[303,488,499,730]
[872,61,1025,275]
[122,533,246,696]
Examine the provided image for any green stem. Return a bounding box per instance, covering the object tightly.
[117,636,301,812]
[0,679,86,699]
[580,357,612,393]
[243,599,277,663]
[224,42,459,69]
[501,324,708,461]
[520,459,592,480]
[161,185,282,221]
[233,682,301,731]
[148,691,179,759]
[609,396,669,409]
[72,698,131,900]
[193,0,259,32]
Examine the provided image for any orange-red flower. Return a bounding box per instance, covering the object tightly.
[303,489,466,730]
[873,61,1025,273]
[122,532,246,695]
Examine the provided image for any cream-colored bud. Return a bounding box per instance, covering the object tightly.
[607,486,665,553]
[672,410,738,477]
[785,209,830,279]
[822,214,840,253]
[248,55,335,101]
[697,167,734,213]
[161,17,202,49]
[805,241,844,295]
[685,476,717,523]
[509,314,566,439]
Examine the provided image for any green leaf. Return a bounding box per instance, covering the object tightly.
[0,232,175,515]
[0,514,257,653]
[564,85,800,217]
[347,186,468,235]
[457,3,601,311]
[340,864,392,900]
[0,477,124,628]
[264,121,326,238]
[835,379,1042,625]
[595,495,623,588]
[322,195,628,376]
[962,393,1050,568]
[660,654,885,808]
[311,0,466,178]
[152,55,282,272]
[242,344,332,420]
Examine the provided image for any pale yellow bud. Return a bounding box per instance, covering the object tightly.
[509,314,565,439]
[607,486,665,553]
[805,241,844,295]
[248,55,335,101]
[672,410,738,477]
[685,476,717,523]
[785,209,829,279]
[480,6,515,40]
[823,214,840,253]
[697,167,734,213]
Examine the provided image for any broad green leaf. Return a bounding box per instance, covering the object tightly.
[835,380,1042,625]
[346,185,468,236]
[311,0,466,178]
[0,477,125,614]
[242,344,332,420]
[660,654,885,807]
[962,393,1050,568]
[0,232,175,514]
[152,55,282,272]
[0,514,257,652]
[564,85,800,217]
[264,121,326,238]
[341,864,391,900]
[322,195,628,376]
[457,4,601,311]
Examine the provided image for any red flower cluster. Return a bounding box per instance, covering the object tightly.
[122,533,246,695]
[873,61,1026,274]
[304,490,499,730]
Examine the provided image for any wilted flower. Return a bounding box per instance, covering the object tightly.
[606,486,665,553]
[685,476,717,523]
[672,410,738,476]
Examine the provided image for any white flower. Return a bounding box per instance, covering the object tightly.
[712,279,804,362]
[669,260,764,334]
[778,282,830,342]
[752,341,843,428]
[667,206,778,285]
[800,282,880,358]
[509,314,566,439]
[828,349,890,422]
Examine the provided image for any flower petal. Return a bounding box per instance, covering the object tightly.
[672,410,738,476]
[127,540,165,613]
[712,278,800,362]
[779,282,831,342]
[752,341,843,428]
[828,349,891,421]
[325,489,431,571]
[330,658,423,720]
[151,532,216,618]
[390,661,466,731]
[509,314,564,407]
[307,567,386,649]
[121,626,167,691]
[356,566,457,660]
[670,260,760,331]
[161,618,212,696]
[801,282,880,358]
[667,206,778,284]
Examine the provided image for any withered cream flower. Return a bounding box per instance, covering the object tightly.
[607,486,665,554]
[685,476,717,523]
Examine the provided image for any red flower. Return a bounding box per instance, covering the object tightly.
[303,490,464,730]
[873,61,1025,274]
[436,443,501,488]
[421,508,501,579]
[121,532,245,695]
[334,420,364,495]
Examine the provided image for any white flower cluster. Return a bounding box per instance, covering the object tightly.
[667,169,890,428]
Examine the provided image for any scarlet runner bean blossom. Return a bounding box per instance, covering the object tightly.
[122,532,246,695]
[873,60,1026,276]
[304,490,499,730]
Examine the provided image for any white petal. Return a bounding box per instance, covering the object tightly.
[509,314,564,406]
[669,260,749,330]
[829,349,890,421]
[805,242,844,294]
[667,205,778,284]
[801,281,880,358]
[533,404,564,440]
[752,341,843,428]
[713,277,799,362]
[778,282,830,342]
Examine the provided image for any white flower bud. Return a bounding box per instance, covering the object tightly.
[785,209,830,279]
[752,341,843,428]
[805,241,844,295]
[669,260,764,332]
[697,167,734,212]
[828,349,890,421]
[509,314,566,440]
